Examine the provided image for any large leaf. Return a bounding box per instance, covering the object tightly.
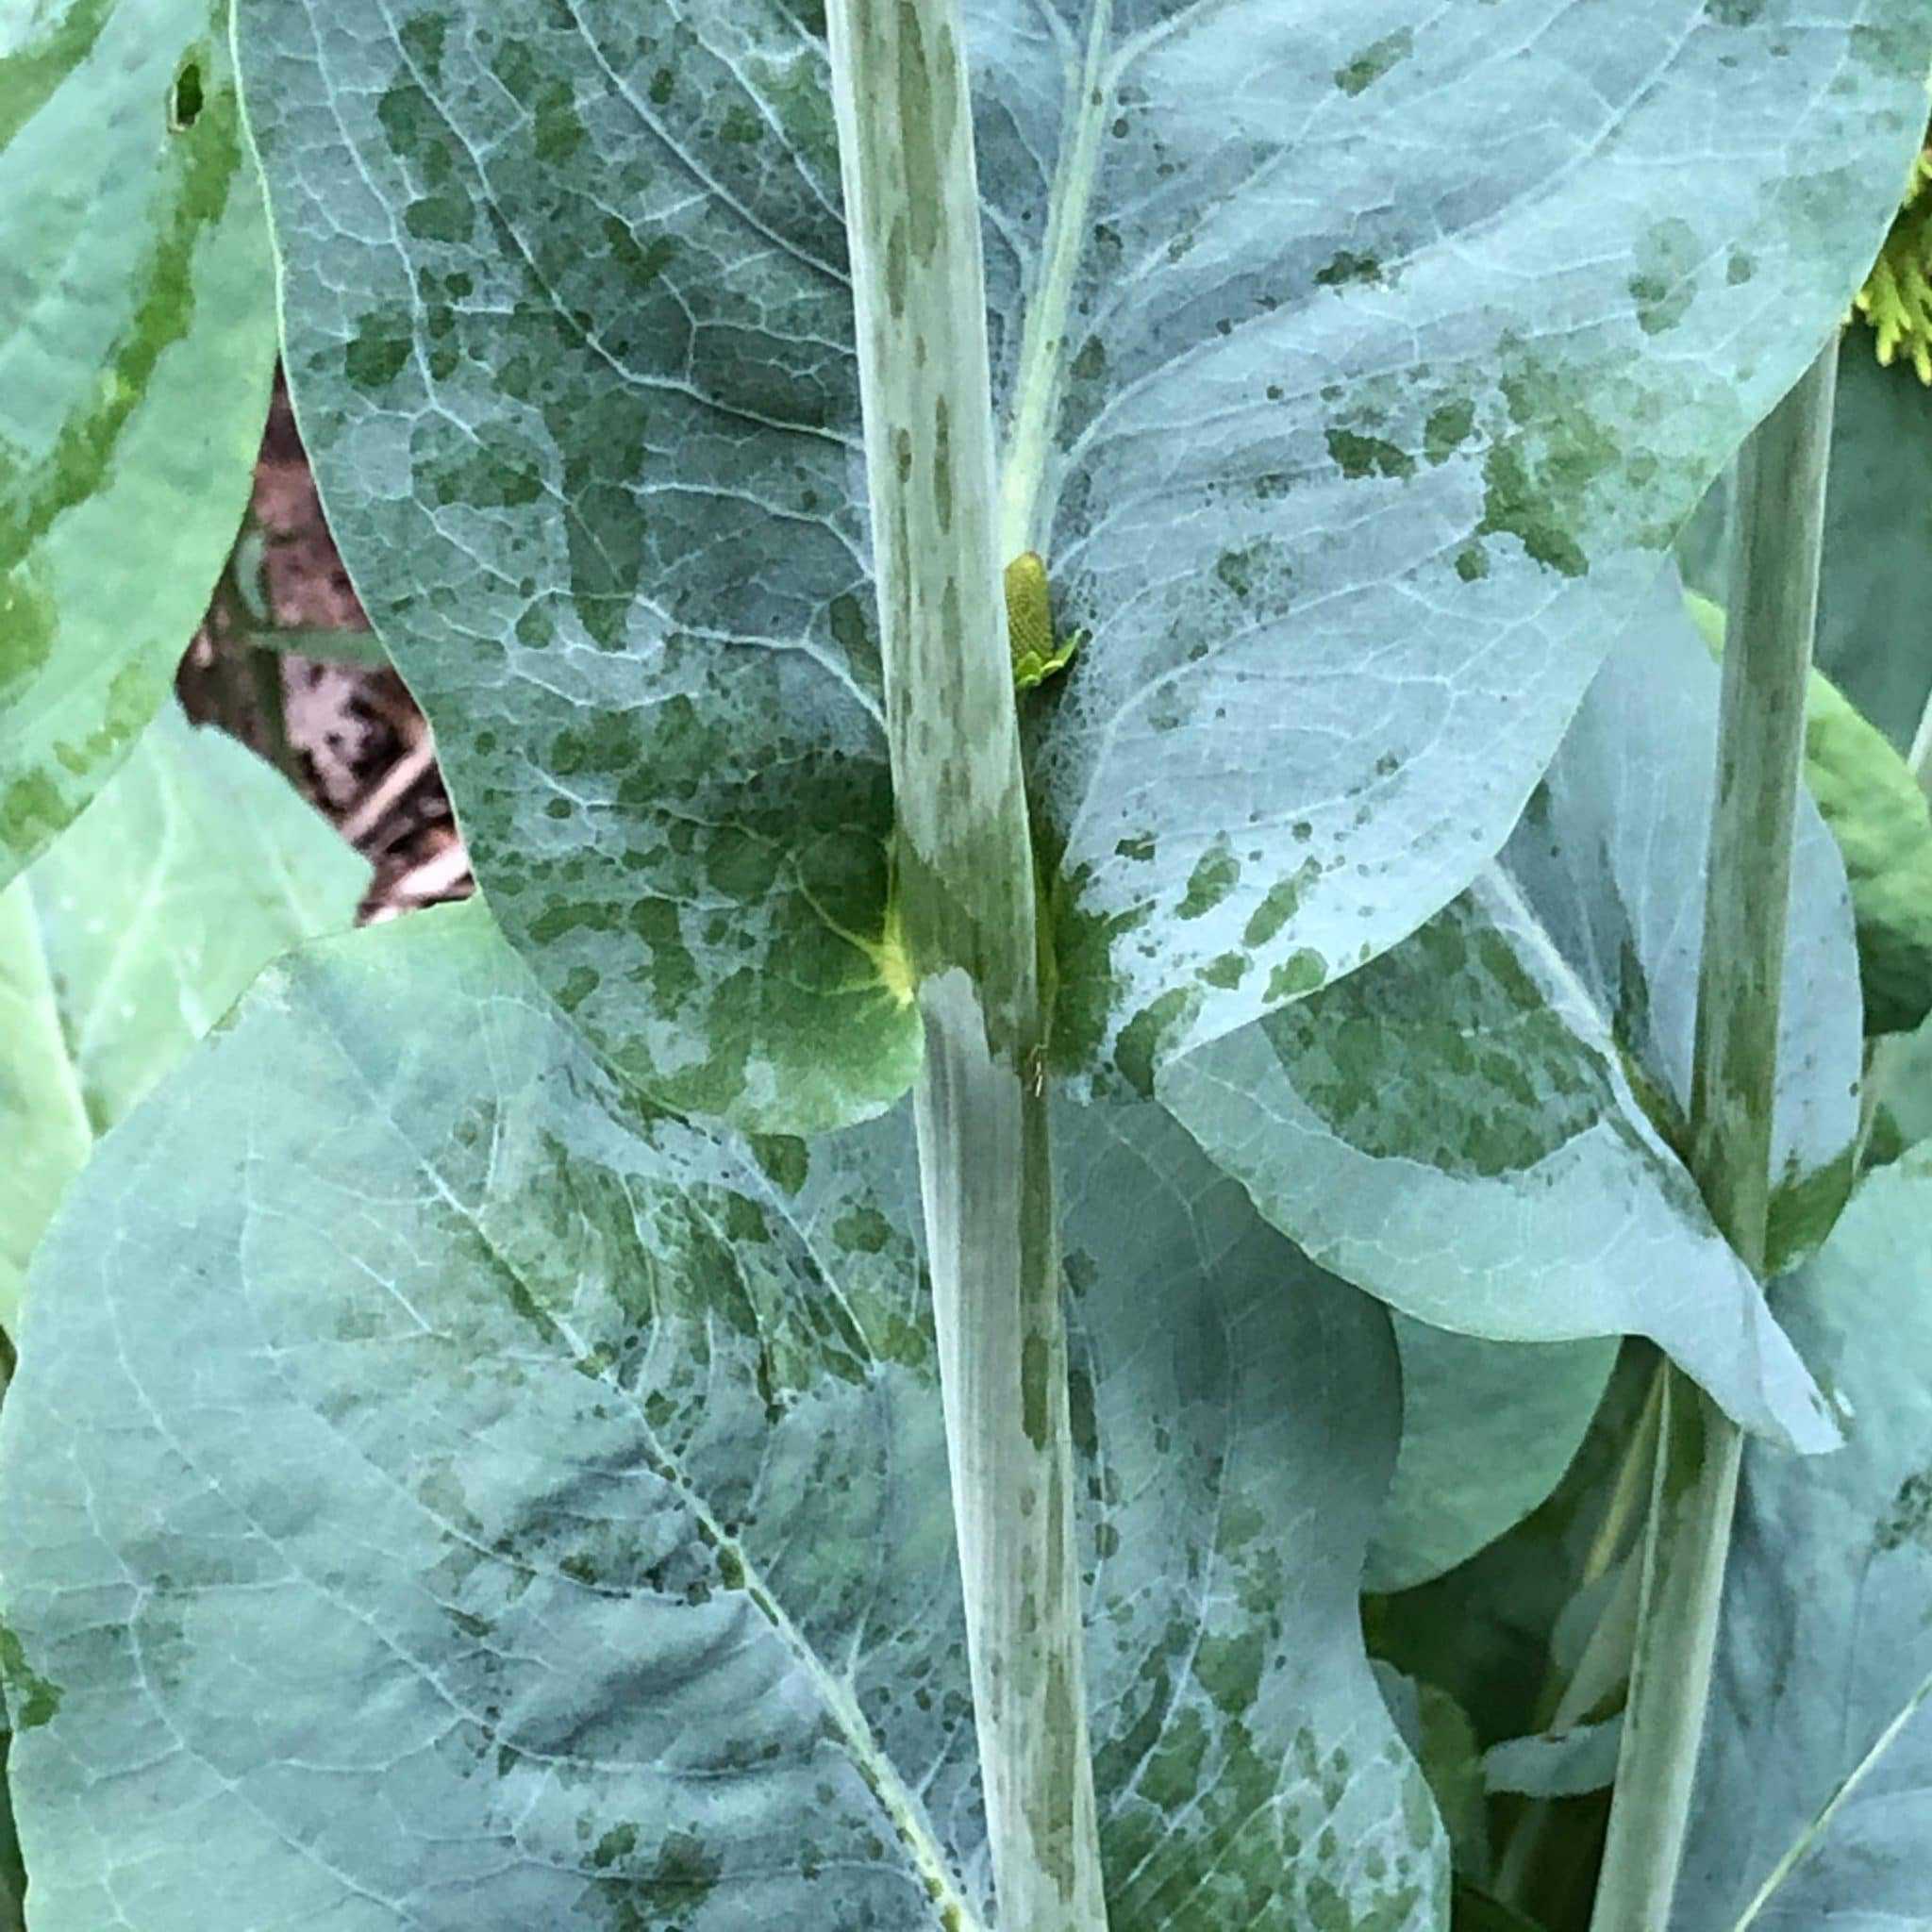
[235,0,1932,1131]
[0,0,275,887]
[1681,338,1932,756]
[0,703,365,1329]
[1162,584,1861,1451]
[1158,587,1855,1453]
[1367,1322,1616,1596]
[0,901,1447,1931]
[1674,1152,1932,1930]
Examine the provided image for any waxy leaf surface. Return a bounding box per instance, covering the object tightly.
[237,0,1932,1128]
[1164,589,1862,1451]
[1675,1153,1932,1931]
[0,902,1444,1931]
[0,0,275,887]
[1366,1322,1616,1595]
[0,704,365,1329]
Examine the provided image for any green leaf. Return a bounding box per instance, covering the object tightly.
[1367,1322,1617,1595]
[1680,339,1932,757]
[0,901,1448,1931]
[0,0,275,888]
[1869,1009,1932,1164]
[1675,1152,1932,1930]
[0,703,365,1330]
[1482,1720,1622,1801]
[1367,1345,1659,1760]
[1378,1666,1491,1884]
[234,0,1931,1130]
[1162,584,1860,1451]
[1454,1884,1552,1932]
[1687,590,1932,1037]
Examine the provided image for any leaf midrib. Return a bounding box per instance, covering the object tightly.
[300,981,987,1931]
[1729,1664,1932,1931]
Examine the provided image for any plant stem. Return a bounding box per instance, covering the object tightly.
[823,5,1108,1928]
[1590,341,1839,1932]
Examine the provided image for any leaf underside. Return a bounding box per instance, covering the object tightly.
[1162,582,1862,1452]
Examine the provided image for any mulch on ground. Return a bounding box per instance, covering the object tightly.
[175,370,473,924]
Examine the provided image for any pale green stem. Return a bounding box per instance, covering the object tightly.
[1590,341,1839,1932]
[823,5,1108,1928]
[1729,1662,1932,1930]
[1493,1360,1660,1910]
[997,0,1112,560]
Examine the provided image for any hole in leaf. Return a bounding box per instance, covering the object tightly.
[169,58,204,132]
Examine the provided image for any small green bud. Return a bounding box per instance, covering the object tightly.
[1003,551,1085,691]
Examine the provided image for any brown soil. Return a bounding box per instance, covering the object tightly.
[176,371,472,923]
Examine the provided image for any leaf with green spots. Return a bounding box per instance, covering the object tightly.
[1679,338,1932,756]
[0,902,1446,1931]
[1163,581,1862,1451]
[1676,1152,1932,1930]
[0,702,365,1331]
[235,0,1932,1126]
[0,0,275,888]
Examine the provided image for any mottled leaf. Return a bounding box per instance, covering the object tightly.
[0,902,1445,1931]
[1675,1152,1932,1931]
[0,703,365,1329]
[1162,585,1860,1449]
[235,0,1931,1128]
[1367,1322,1616,1595]
[0,0,275,886]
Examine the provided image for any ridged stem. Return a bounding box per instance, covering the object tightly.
[823,5,1108,1927]
[1590,340,1839,1932]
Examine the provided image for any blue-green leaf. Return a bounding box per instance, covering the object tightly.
[0,703,365,1330]
[1367,1322,1617,1595]
[1680,338,1932,758]
[1675,1152,1932,1929]
[0,901,1446,1931]
[235,0,1932,1129]
[1686,587,1932,1039]
[1163,584,1862,1451]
